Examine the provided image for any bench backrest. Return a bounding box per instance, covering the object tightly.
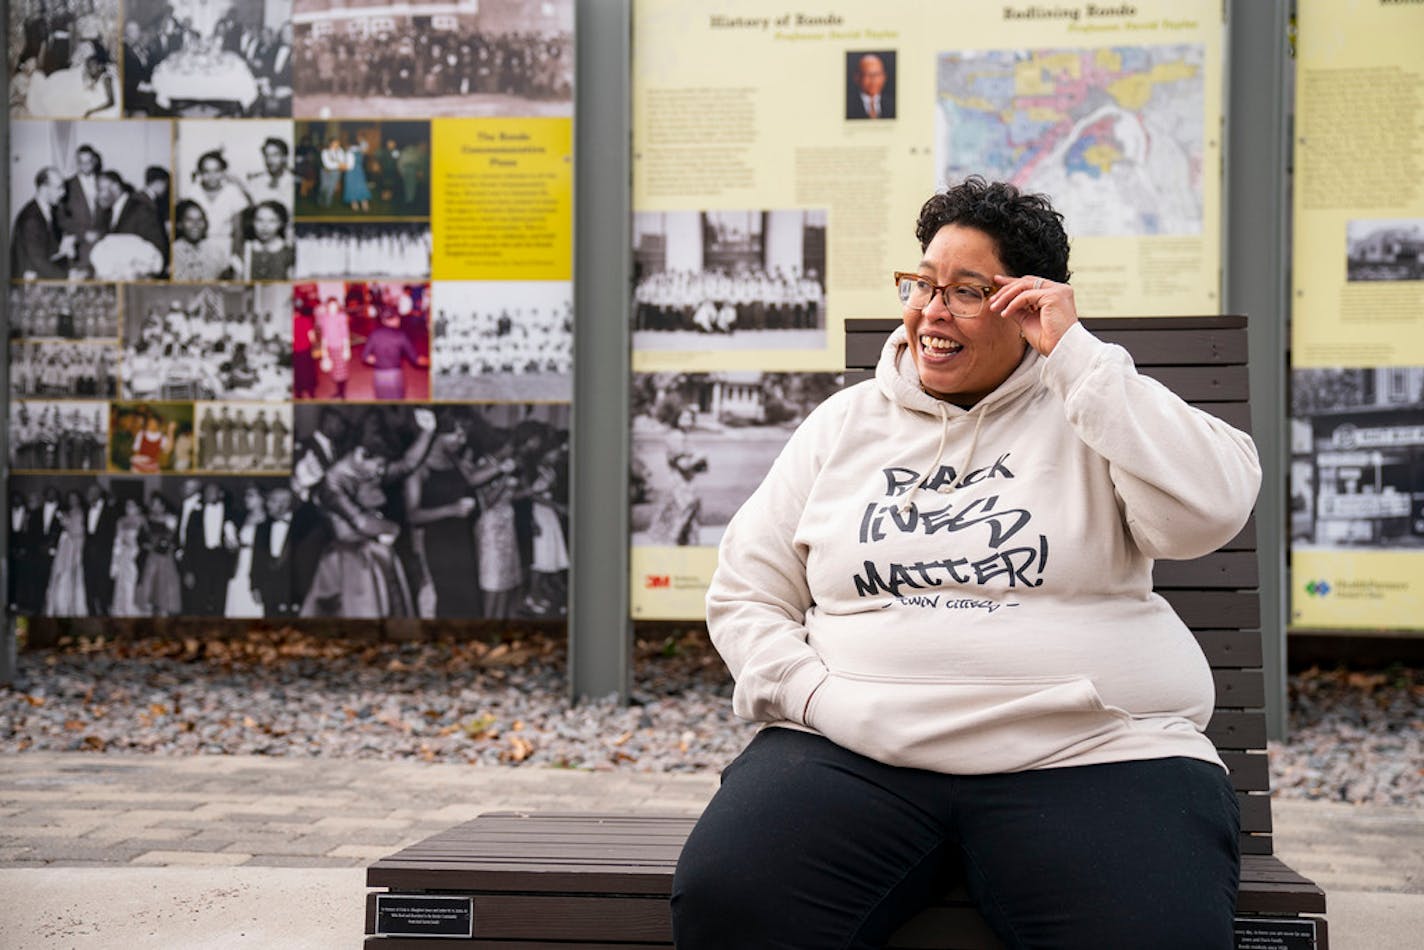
[844,315,1273,856]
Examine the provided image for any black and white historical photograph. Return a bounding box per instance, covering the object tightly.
[289,401,569,620]
[431,280,572,401]
[122,0,293,117]
[1347,219,1424,282]
[632,210,828,352]
[8,0,122,117]
[10,119,172,280]
[7,283,118,339]
[630,372,841,548]
[292,281,430,401]
[295,221,431,279]
[7,472,300,618]
[9,399,109,471]
[9,340,117,397]
[194,401,293,472]
[8,474,128,616]
[109,401,195,474]
[294,121,430,218]
[291,0,572,118]
[1290,366,1424,549]
[172,119,294,280]
[121,283,291,400]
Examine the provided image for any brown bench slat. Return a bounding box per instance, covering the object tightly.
[365,892,671,943]
[1222,751,1271,792]
[1196,629,1265,667]
[1239,792,1273,834]
[1207,711,1270,750]
[1139,365,1249,401]
[1163,590,1260,628]
[366,940,669,950]
[1153,551,1259,588]
[1214,669,1268,709]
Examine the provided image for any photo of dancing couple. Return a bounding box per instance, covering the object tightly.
[630,372,841,548]
[291,402,570,621]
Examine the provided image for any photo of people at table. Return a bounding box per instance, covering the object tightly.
[7,284,118,339]
[294,121,429,219]
[121,0,293,117]
[120,283,291,401]
[9,400,108,471]
[9,119,173,280]
[8,0,122,118]
[193,401,292,473]
[108,400,194,474]
[292,281,430,402]
[291,0,572,118]
[289,402,569,619]
[172,120,294,280]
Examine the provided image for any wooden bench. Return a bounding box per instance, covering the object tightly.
[365,316,1328,948]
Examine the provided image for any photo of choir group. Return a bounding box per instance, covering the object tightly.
[10,340,116,397]
[6,0,576,621]
[7,284,118,339]
[631,209,828,351]
[431,282,572,401]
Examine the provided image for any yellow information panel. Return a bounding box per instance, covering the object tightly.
[1291,0,1424,369]
[631,0,1225,619]
[1290,0,1424,630]
[432,117,574,281]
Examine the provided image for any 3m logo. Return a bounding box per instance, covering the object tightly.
[645,575,671,589]
[1304,580,1332,597]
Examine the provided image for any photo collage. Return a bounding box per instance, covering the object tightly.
[7,0,575,621]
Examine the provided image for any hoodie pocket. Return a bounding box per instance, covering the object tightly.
[803,671,1131,774]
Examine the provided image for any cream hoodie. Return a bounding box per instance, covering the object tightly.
[706,322,1262,774]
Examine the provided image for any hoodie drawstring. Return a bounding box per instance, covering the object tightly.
[897,401,987,513]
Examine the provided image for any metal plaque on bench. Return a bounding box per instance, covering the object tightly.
[1234,917,1318,950]
[374,894,474,939]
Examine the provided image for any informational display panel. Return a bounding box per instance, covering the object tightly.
[630,0,1226,618]
[7,0,574,622]
[1289,0,1424,630]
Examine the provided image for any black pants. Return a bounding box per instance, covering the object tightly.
[672,728,1239,950]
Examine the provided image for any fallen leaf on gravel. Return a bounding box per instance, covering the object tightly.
[506,736,534,762]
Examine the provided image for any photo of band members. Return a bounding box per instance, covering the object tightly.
[6,2,575,622]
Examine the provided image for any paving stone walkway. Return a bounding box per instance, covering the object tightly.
[2,752,1421,897]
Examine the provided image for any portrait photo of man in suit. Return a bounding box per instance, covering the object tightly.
[10,166,76,279]
[845,50,896,121]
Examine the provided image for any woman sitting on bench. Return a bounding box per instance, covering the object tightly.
[673,177,1262,949]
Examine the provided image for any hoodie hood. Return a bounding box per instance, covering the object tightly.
[875,324,1043,417]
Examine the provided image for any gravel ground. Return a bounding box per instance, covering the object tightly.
[1,630,1420,806]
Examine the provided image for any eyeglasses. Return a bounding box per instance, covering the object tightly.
[894,272,994,318]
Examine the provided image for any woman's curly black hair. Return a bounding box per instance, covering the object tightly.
[915,176,1071,283]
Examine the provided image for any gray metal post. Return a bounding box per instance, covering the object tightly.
[1224,0,1292,739]
[1,49,14,688]
[569,0,633,703]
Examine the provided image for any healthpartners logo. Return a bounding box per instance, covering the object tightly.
[1304,578,1408,601]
